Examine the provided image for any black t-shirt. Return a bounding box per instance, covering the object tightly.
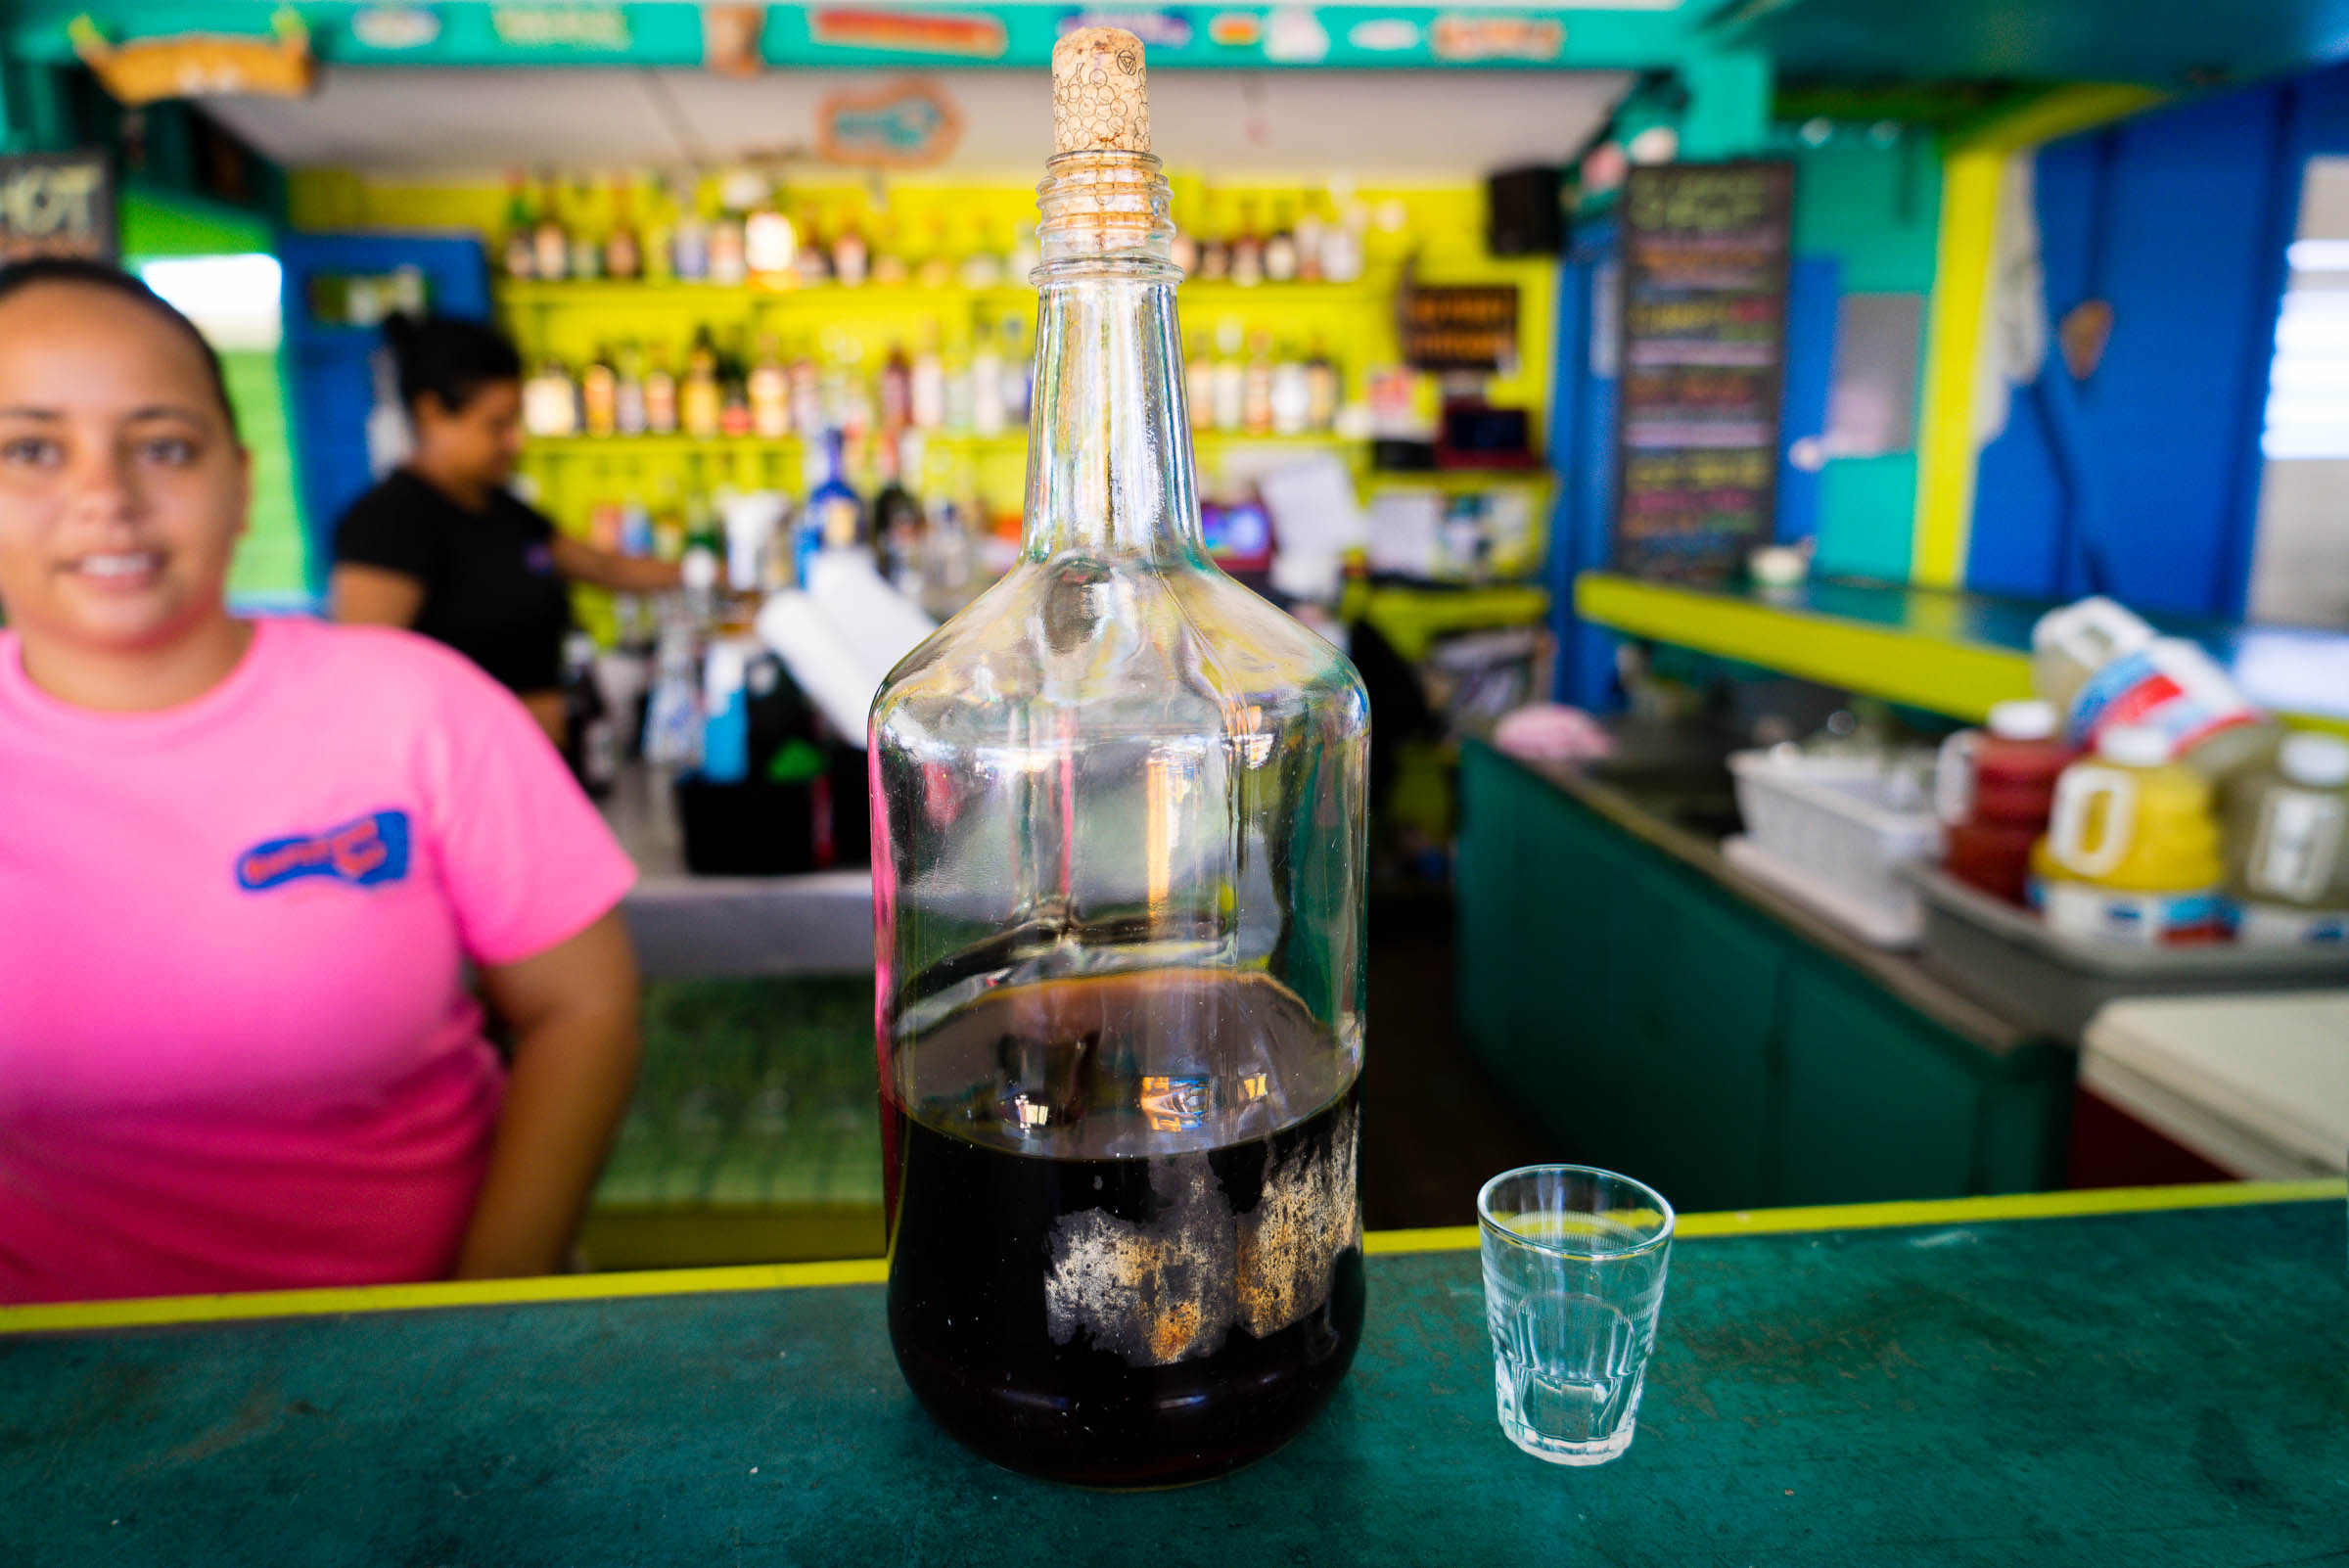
[333,470,573,695]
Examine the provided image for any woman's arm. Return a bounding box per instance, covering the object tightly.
[551,533,685,594]
[331,563,428,626]
[453,909,642,1279]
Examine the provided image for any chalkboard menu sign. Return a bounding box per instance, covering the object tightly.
[1612,160,1792,583]
[0,151,115,265]
[1401,284,1519,373]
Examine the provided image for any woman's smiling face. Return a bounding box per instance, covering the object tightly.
[0,279,249,655]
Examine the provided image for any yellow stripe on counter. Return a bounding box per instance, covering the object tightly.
[1574,572,2033,721]
[1366,1178,2344,1256]
[10,1179,2334,1335]
[0,1255,890,1337]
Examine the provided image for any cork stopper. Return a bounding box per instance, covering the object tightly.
[1052,27,1149,155]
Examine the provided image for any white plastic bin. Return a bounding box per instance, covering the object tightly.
[1726,749,1944,947]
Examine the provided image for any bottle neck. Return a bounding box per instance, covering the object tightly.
[1021,151,1203,565]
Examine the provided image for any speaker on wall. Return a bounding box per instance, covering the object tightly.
[1486,164,1564,256]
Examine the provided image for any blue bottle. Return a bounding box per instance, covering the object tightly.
[796,429,864,587]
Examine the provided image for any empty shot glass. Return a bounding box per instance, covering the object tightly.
[1477,1165,1675,1466]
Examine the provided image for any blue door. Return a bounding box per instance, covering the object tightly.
[277,233,490,594]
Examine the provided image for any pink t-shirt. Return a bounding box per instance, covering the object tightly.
[0,618,636,1304]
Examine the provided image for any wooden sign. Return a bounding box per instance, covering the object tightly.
[0,152,115,265]
[1401,285,1519,374]
[1613,160,1793,584]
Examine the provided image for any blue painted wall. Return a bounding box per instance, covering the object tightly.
[1967,65,2349,618]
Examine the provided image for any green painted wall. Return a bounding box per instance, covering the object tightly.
[120,188,308,606]
[1785,129,1943,583]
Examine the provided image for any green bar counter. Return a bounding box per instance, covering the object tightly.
[4,1184,2342,1566]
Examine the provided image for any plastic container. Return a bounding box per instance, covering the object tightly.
[1937,699,2070,905]
[1727,749,1943,946]
[1909,864,2349,1038]
[2031,724,2231,945]
[2224,730,2349,946]
[2030,596,2278,782]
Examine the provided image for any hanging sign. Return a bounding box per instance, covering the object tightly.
[701,4,765,73]
[808,8,1007,58]
[1401,284,1519,374]
[1612,160,1793,584]
[1430,14,1564,63]
[488,4,632,50]
[69,10,314,104]
[0,151,115,264]
[816,78,965,168]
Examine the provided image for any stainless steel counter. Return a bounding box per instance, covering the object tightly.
[602,763,874,980]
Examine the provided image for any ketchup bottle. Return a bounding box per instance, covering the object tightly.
[1939,699,2073,904]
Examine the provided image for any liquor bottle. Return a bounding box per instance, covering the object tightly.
[1211,319,1245,432]
[958,223,1002,289]
[880,342,913,435]
[1318,200,1366,284]
[910,327,946,431]
[789,342,823,438]
[718,331,754,438]
[798,427,864,583]
[644,343,680,436]
[1170,218,1198,279]
[708,187,748,286]
[1269,348,1311,437]
[942,333,975,433]
[531,171,569,283]
[604,176,643,282]
[870,431,924,581]
[833,207,870,288]
[682,328,723,439]
[871,213,910,286]
[501,169,536,281]
[641,174,678,283]
[1229,199,1264,287]
[567,177,604,282]
[868,30,1368,1489]
[614,342,648,437]
[915,215,955,290]
[1196,223,1230,282]
[1005,221,1041,284]
[749,334,791,438]
[1184,334,1215,428]
[744,185,797,280]
[795,206,833,286]
[670,177,712,283]
[1242,331,1274,434]
[997,315,1033,427]
[1293,196,1326,284]
[1263,199,1299,284]
[1305,337,1340,432]
[581,345,620,438]
[969,319,1004,437]
[524,356,579,438]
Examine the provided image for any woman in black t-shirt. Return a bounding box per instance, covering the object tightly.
[332,314,678,744]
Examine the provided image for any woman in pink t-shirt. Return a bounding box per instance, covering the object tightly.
[0,258,642,1305]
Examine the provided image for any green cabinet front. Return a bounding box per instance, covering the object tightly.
[1454,742,2070,1208]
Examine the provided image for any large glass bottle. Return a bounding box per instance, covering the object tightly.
[867,29,1370,1490]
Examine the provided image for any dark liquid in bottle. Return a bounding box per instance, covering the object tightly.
[884,968,1363,1489]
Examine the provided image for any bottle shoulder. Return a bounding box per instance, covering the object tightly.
[870,557,1367,743]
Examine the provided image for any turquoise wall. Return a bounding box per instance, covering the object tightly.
[1784,130,1942,583]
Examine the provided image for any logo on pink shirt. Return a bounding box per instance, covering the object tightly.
[236,810,412,893]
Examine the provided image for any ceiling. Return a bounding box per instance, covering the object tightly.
[1723,0,2349,88]
[202,66,1634,179]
